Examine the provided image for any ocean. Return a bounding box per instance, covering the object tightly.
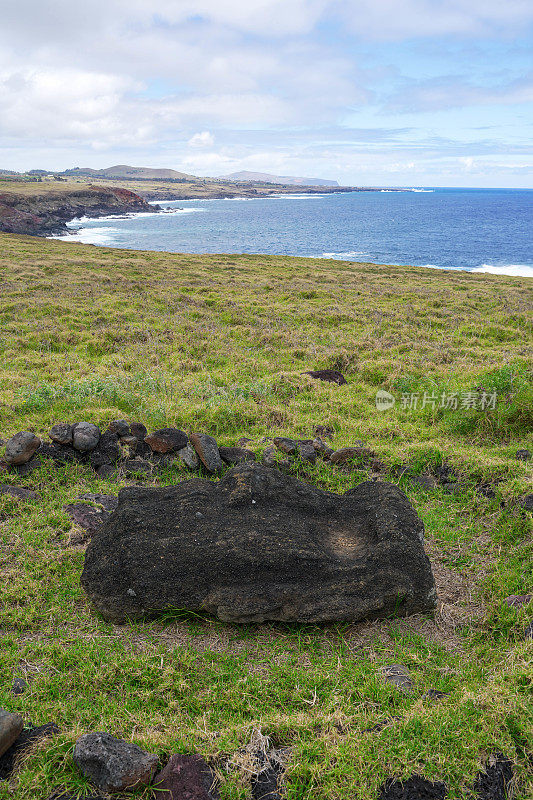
[53,187,533,277]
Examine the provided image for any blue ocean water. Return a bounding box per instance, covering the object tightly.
[56,188,533,276]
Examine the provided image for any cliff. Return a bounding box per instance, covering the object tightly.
[0,186,156,236]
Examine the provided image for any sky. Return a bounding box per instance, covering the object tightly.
[1,0,532,187]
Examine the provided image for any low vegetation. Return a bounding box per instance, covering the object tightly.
[0,233,531,799]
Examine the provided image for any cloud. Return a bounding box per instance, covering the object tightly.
[386,73,533,112]
[188,131,215,148]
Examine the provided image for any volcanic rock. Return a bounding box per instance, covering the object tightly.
[81,463,436,624]
[152,754,219,800]
[11,678,27,696]
[273,437,297,455]
[4,432,41,465]
[516,449,531,461]
[178,444,200,470]
[50,423,74,445]
[297,441,316,463]
[72,423,100,453]
[219,446,256,465]
[304,369,347,385]
[381,664,413,694]
[262,446,289,469]
[129,422,148,440]
[106,420,130,437]
[73,732,158,793]
[0,485,39,501]
[0,710,23,758]
[145,428,188,454]
[0,723,59,779]
[189,433,224,473]
[330,446,375,465]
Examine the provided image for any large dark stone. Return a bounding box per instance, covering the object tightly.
[145,428,188,454]
[152,754,219,800]
[89,431,120,469]
[81,463,436,624]
[4,432,41,465]
[73,732,158,793]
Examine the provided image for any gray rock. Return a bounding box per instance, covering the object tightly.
[177,444,200,470]
[72,423,100,453]
[297,441,316,463]
[273,437,297,455]
[129,422,147,441]
[312,437,334,458]
[49,423,74,445]
[262,446,289,469]
[12,677,27,696]
[330,446,375,465]
[106,421,130,437]
[72,732,158,793]
[189,433,224,473]
[381,664,414,694]
[152,754,219,800]
[0,709,23,757]
[219,446,256,465]
[4,432,41,466]
[145,428,188,454]
[0,485,39,501]
[516,449,531,461]
[81,463,436,624]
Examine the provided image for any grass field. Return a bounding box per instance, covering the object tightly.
[0,233,531,799]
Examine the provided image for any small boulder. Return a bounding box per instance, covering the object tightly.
[106,420,130,437]
[72,423,100,453]
[304,369,347,385]
[504,594,532,609]
[152,754,219,800]
[189,433,224,473]
[0,709,23,757]
[12,678,27,696]
[4,432,41,466]
[0,485,39,501]
[49,423,74,445]
[297,441,316,463]
[178,444,200,470]
[145,428,188,454]
[381,664,413,694]
[330,446,375,466]
[129,422,147,440]
[273,437,297,455]
[262,446,289,469]
[312,437,334,458]
[89,432,120,469]
[219,446,256,465]
[73,732,158,793]
[0,723,59,779]
[516,449,531,461]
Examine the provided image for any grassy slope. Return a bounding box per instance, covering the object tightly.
[0,233,531,800]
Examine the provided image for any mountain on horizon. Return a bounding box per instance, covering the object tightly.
[219,170,339,187]
[61,165,195,180]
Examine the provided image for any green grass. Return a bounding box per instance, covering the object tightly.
[0,233,532,799]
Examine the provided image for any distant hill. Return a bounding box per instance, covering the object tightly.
[219,170,339,187]
[61,165,195,180]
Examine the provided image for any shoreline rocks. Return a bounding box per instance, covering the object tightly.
[73,732,158,793]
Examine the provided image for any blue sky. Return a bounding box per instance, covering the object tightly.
[0,0,532,186]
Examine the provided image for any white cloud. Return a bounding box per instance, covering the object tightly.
[188,131,215,148]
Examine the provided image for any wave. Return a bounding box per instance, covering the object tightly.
[319,251,371,260]
[470,263,533,278]
[50,226,120,245]
[408,188,434,192]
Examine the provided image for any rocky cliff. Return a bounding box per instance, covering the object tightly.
[0,186,156,236]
